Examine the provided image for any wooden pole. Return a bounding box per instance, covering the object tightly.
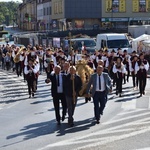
[69,32,76,104]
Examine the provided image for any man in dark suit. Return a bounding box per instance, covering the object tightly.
[46,65,67,125]
[86,65,112,124]
[63,66,82,127]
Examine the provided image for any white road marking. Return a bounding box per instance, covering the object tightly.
[103,111,150,125]
[38,114,150,150]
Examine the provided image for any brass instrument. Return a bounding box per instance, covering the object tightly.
[13,47,25,63]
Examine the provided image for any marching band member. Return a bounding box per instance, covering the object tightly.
[13,47,22,77]
[37,47,44,74]
[24,47,39,66]
[86,54,96,70]
[135,53,149,97]
[67,50,80,65]
[122,50,130,84]
[95,49,103,68]
[129,54,139,89]
[105,49,116,79]
[20,48,27,81]
[24,58,39,98]
[116,48,123,57]
[113,57,126,97]
[44,48,57,78]
[61,61,70,75]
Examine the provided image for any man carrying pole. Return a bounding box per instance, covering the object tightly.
[63,66,82,127]
[63,32,82,127]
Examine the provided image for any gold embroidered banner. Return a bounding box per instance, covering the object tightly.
[106,0,112,12]
[119,0,126,12]
[146,0,150,12]
[132,0,139,12]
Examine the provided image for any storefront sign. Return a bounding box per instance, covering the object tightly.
[102,18,128,22]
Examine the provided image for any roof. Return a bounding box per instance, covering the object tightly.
[97,33,126,40]
[70,38,94,41]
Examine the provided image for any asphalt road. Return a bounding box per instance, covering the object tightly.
[0,69,150,150]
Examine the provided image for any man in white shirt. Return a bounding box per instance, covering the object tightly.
[46,65,67,125]
[86,65,112,124]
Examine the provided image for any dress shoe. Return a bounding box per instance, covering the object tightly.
[62,116,65,121]
[32,93,34,97]
[70,123,74,127]
[57,121,61,125]
[29,95,31,98]
[143,91,145,95]
[119,94,122,97]
[116,91,118,95]
[96,120,100,124]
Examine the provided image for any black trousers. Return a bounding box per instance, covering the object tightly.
[93,91,107,120]
[15,62,22,76]
[6,62,10,71]
[124,68,130,83]
[131,72,138,87]
[27,79,35,95]
[139,76,147,94]
[53,93,67,122]
[116,73,123,94]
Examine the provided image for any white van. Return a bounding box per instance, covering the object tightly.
[96,33,132,53]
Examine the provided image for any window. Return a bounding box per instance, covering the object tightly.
[49,7,51,15]
[47,7,49,15]
[107,39,130,48]
[101,40,106,48]
[44,8,46,16]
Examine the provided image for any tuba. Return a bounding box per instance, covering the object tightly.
[13,47,25,63]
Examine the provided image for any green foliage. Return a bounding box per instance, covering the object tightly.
[0,1,20,25]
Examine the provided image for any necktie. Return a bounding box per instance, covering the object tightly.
[99,75,101,90]
[57,75,60,86]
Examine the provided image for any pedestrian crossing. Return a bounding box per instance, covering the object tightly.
[38,80,150,150]
[0,70,27,109]
[38,108,150,150]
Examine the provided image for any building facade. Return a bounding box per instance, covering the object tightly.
[17,0,37,31]
[18,0,150,31]
[102,0,150,29]
[37,0,52,31]
[51,0,102,31]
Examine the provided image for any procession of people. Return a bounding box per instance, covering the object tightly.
[0,43,149,127]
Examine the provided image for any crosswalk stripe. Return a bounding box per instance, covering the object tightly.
[38,116,150,150]
[103,111,150,125]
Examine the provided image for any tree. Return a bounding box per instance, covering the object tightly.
[0,2,20,25]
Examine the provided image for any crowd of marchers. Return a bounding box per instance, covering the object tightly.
[0,43,149,127]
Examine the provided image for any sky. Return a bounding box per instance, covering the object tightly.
[0,0,22,2]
